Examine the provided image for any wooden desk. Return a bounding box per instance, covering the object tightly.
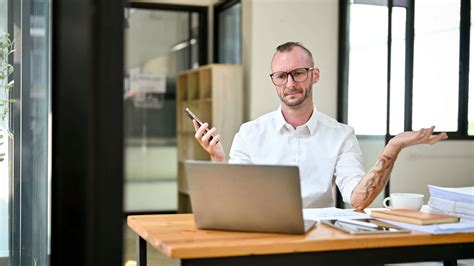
[128,214,474,266]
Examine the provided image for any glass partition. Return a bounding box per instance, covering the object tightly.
[0,0,9,264]
[124,8,201,213]
[8,0,52,265]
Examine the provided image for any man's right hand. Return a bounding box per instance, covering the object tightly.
[193,120,225,162]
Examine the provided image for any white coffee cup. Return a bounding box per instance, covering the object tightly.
[383,193,424,210]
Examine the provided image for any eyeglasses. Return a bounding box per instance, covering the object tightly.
[269,67,314,86]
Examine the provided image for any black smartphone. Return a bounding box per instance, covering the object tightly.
[184,107,204,126]
[184,108,215,142]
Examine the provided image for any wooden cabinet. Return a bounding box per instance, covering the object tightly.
[176,64,243,213]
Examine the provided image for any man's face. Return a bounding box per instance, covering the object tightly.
[271,47,319,108]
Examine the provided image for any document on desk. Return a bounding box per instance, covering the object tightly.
[303,207,371,221]
[376,218,474,235]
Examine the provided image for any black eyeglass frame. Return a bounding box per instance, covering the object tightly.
[269,67,315,86]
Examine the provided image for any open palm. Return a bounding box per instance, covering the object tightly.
[390,126,448,150]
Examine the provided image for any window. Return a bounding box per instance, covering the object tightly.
[214,0,241,64]
[389,7,407,135]
[347,4,388,135]
[413,0,460,132]
[342,0,472,139]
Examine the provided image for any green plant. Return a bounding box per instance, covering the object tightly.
[0,32,15,162]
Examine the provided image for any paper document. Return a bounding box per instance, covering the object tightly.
[376,218,474,235]
[303,207,371,221]
[429,197,474,220]
[428,185,474,203]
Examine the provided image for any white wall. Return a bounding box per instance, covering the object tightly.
[391,141,474,199]
[357,139,474,208]
[242,0,339,120]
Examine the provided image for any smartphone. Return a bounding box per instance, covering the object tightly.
[184,108,215,142]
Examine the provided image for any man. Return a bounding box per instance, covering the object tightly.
[192,42,447,210]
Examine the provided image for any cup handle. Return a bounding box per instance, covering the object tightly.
[383,197,391,208]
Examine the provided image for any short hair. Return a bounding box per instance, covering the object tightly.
[274,42,314,66]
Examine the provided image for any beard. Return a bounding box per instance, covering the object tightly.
[278,85,312,107]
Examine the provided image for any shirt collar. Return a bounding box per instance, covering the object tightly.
[274,105,319,135]
[274,105,288,131]
[306,106,319,135]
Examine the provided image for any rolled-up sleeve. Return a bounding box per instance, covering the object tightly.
[334,130,365,204]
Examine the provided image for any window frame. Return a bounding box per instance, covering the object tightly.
[127,2,209,67]
[339,0,473,141]
[213,0,242,63]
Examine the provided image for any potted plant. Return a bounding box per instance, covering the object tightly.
[0,32,14,162]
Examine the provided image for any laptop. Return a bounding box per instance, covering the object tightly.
[184,161,316,234]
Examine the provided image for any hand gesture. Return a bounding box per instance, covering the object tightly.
[389,126,448,152]
[193,120,225,161]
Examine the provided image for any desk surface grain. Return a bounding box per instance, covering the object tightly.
[127,214,474,259]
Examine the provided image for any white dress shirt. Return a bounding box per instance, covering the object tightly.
[228,106,365,208]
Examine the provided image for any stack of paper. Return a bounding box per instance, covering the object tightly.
[376,218,474,235]
[428,185,474,220]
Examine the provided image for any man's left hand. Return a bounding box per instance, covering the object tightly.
[387,126,448,153]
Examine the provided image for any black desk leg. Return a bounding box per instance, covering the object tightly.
[137,236,147,266]
[444,259,457,266]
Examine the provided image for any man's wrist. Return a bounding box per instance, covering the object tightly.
[210,154,225,162]
[383,141,402,159]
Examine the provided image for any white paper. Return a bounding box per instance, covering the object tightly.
[303,207,371,221]
[428,185,474,203]
[376,218,474,235]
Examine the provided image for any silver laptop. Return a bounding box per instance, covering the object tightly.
[184,161,316,234]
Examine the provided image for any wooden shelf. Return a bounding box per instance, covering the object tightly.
[176,64,243,213]
[186,72,199,100]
